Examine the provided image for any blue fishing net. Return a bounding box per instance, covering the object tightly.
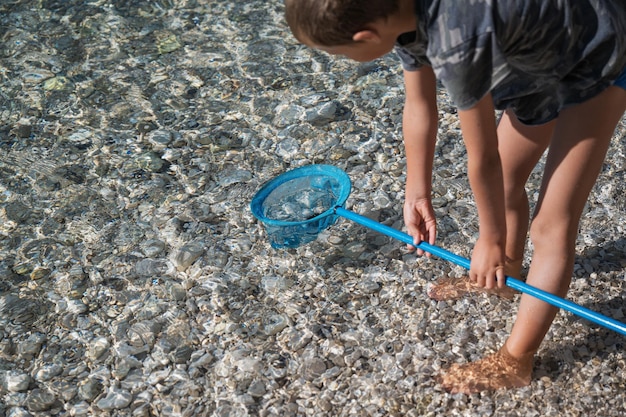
[250,165,351,248]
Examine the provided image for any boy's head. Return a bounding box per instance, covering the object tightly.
[284,0,405,62]
[284,0,400,46]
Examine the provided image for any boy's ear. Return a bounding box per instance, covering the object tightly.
[352,29,381,44]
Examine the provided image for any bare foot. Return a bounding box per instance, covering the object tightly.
[436,345,534,394]
[427,275,517,301]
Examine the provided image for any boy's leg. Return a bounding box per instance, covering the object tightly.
[428,110,554,301]
[506,84,626,357]
[439,84,626,393]
[498,111,555,274]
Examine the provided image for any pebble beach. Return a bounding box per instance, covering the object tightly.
[1,1,626,416]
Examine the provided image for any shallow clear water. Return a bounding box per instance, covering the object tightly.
[1,0,625,416]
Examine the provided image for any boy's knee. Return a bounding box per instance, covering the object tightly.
[529,215,577,251]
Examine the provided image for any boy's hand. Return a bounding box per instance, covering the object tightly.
[469,237,506,289]
[403,198,437,256]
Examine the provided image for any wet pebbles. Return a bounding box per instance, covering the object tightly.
[1,1,625,416]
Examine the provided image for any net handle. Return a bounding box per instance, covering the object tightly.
[335,207,626,336]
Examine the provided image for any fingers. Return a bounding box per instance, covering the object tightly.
[405,227,425,255]
[414,229,426,256]
[469,266,506,289]
[496,266,507,289]
[425,223,437,257]
[406,226,434,256]
[403,199,437,257]
[428,223,437,244]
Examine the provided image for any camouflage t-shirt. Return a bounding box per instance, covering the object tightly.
[395,0,626,124]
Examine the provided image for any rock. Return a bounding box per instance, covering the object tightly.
[96,388,133,411]
[5,372,31,392]
[173,242,204,271]
[78,379,103,401]
[25,389,56,412]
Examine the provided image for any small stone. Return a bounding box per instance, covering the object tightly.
[128,321,159,348]
[96,388,133,411]
[264,314,290,336]
[304,101,338,124]
[6,372,31,392]
[11,262,33,276]
[70,401,91,416]
[287,329,313,351]
[136,121,157,133]
[66,129,93,149]
[6,407,32,417]
[112,358,133,380]
[13,123,32,138]
[214,404,248,417]
[140,239,166,258]
[134,152,164,173]
[247,380,266,397]
[275,136,300,159]
[190,352,214,369]
[49,380,77,402]
[303,357,326,381]
[146,129,173,149]
[5,201,31,224]
[17,333,46,359]
[217,168,252,187]
[261,276,291,294]
[206,245,229,268]
[26,389,56,412]
[34,363,63,382]
[0,339,14,357]
[22,68,55,83]
[431,197,448,208]
[273,103,304,127]
[173,242,204,271]
[78,379,103,401]
[357,280,380,294]
[317,398,333,412]
[135,259,172,277]
[170,345,193,364]
[43,76,71,91]
[343,241,366,258]
[156,31,181,54]
[327,235,344,245]
[68,264,85,279]
[66,299,88,314]
[147,368,171,386]
[87,337,110,361]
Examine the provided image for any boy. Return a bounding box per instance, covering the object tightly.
[284,0,626,393]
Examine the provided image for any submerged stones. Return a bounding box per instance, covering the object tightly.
[4,201,31,224]
[3,372,32,393]
[0,0,624,416]
[25,388,57,412]
[173,241,204,271]
[146,129,173,149]
[155,31,181,54]
[43,76,72,91]
[96,388,133,411]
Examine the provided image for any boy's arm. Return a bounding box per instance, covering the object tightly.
[402,66,438,254]
[457,93,507,288]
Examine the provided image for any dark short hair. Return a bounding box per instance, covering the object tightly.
[285,0,400,46]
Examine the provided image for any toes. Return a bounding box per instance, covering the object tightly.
[435,350,532,393]
[426,276,518,302]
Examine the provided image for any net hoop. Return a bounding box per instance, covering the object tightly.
[250,164,351,227]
